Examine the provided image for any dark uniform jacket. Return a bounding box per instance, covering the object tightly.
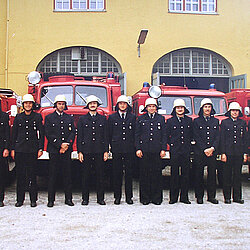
[166,115,193,155]
[0,111,10,151]
[12,111,44,153]
[45,111,75,153]
[77,112,108,154]
[135,113,167,153]
[193,116,220,154]
[220,117,248,156]
[108,112,136,153]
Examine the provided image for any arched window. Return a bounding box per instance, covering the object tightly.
[152,48,231,77]
[37,47,122,76]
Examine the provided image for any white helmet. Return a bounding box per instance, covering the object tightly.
[22,94,35,103]
[200,98,213,108]
[228,102,241,111]
[117,95,129,105]
[145,98,158,108]
[54,95,67,104]
[85,95,102,106]
[173,98,186,108]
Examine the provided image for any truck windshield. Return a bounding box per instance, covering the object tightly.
[75,86,107,107]
[194,97,227,115]
[40,86,73,107]
[158,96,192,115]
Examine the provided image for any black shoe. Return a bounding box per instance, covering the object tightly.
[180,200,191,204]
[15,202,23,207]
[114,199,120,205]
[47,201,54,207]
[81,200,89,206]
[0,201,4,207]
[224,199,231,204]
[152,201,161,205]
[30,202,37,207]
[65,200,74,206]
[126,199,133,205]
[233,199,244,204]
[97,200,106,205]
[169,200,177,204]
[197,198,203,204]
[208,198,218,204]
[142,201,150,205]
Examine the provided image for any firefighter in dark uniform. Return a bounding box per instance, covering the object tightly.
[193,98,219,204]
[108,95,136,205]
[77,95,108,205]
[0,96,10,207]
[135,98,167,205]
[11,94,44,207]
[166,99,192,204]
[221,102,248,204]
[45,95,75,207]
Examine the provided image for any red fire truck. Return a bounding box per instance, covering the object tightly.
[132,83,228,181]
[23,71,121,176]
[225,89,250,125]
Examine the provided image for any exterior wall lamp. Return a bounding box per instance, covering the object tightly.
[137,29,148,57]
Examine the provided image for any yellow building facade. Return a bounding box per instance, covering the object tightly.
[0,0,249,96]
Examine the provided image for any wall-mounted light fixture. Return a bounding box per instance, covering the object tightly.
[137,29,148,57]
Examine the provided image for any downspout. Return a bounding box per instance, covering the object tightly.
[5,0,10,88]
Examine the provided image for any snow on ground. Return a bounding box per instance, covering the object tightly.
[0,179,249,250]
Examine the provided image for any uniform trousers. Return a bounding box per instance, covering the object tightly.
[194,153,217,200]
[139,152,162,204]
[15,152,37,203]
[223,155,243,201]
[112,153,133,201]
[170,153,190,202]
[81,153,105,202]
[48,151,72,202]
[0,155,7,202]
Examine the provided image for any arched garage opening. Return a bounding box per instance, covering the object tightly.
[37,46,127,94]
[152,48,232,93]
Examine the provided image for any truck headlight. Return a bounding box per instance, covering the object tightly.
[148,86,161,98]
[27,71,41,84]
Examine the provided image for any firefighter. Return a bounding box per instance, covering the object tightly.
[0,97,10,207]
[108,95,136,205]
[166,99,192,204]
[221,102,248,204]
[135,98,167,205]
[11,94,44,207]
[77,95,108,205]
[45,95,75,207]
[193,98,219,204]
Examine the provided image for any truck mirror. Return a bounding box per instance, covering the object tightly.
[244,106,250,116]
[10,105,18,117]
[139,105,144,114]
[16,96,22,107]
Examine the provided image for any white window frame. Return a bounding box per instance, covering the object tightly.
[54,0,105,11]
[169,0,217,14]
[152,48,231,77]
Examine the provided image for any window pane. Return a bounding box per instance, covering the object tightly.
[75,86,107,107]
[41,86,73,107]
[158,96,192,115]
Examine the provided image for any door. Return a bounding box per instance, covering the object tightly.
[229,74,247,90]
[119,72,127,95]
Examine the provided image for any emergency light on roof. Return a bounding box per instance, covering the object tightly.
[148,86,162,99]
[143,82,150,87]
[27,71,41,85]
[209,83,216,89]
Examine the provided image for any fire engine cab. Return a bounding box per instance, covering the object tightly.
[26,71,121,161]
[132,82,228,160]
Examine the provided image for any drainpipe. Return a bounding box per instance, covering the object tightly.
[5,0,10,89]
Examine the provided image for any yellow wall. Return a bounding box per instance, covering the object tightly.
[1,0,250,96]
[0,0,7,88]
